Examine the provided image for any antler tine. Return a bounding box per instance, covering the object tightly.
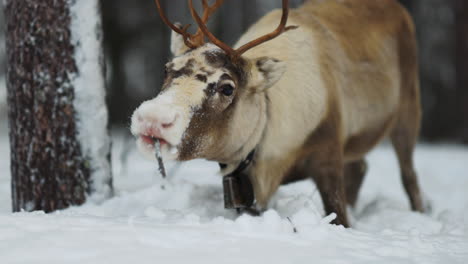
[190,0,296,61]
[154,0,197,49]
[189,0,236,56]
[158,0,295,56]
[201,0,224,22]
[235,0,297,56]
[190,0,225,45]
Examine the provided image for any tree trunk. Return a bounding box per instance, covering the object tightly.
[5,0,112,212]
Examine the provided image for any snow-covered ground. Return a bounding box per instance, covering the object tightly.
[0,123,467,264]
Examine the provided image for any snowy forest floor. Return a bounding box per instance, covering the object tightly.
[0,123,467,264]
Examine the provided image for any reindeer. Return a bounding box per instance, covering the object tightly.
[131,0,425,227]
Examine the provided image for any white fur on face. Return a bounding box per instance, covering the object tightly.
[131,80,206,160]
[130,45,229,161]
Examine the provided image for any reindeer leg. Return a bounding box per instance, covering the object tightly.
[390,109,425,213]
[391,22,425,213]
[344,159,367,208]
[307,154,349,227]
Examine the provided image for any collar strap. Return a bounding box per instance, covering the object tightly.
[219,149,256,176]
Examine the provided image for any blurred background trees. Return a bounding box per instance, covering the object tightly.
[1,0,467,143]
[400,0,468,143]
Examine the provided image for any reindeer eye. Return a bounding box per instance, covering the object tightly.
[164,67,169,78]
[219,84,234,96]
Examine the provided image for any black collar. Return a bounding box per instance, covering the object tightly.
[219,149,256,176]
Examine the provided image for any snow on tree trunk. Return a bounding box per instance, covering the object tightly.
[5,0,112,213]
[69,0,112,202]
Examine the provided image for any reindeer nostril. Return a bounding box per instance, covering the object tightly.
[162,114,178,129]
[162,123,173,129]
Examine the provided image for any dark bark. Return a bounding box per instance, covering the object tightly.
[5,0,90,212]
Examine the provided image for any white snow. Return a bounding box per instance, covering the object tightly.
[69,0,112,201]
[0,124,467,263]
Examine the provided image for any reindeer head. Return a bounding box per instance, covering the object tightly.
[131,0,295,162]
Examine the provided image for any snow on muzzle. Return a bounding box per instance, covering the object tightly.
[130,89,197,161]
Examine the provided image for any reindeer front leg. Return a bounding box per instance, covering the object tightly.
[250,157,294,211]
[249,151,349,228]
[300,104,349,227]
[306,153,349,227]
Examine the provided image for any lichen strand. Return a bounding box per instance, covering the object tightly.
[5,0,90,212]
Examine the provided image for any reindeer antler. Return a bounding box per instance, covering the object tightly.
[189,0,297,60]
[189,0,235,54]
[155,0,197,48]
[236,0,298,56]
[157,0,296,58]
[155,0,224,49]
[190,0,225,45]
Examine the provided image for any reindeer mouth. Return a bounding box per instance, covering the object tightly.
[141,134,169,146]
[138,134,178,159]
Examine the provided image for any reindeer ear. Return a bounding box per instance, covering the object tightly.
[170,23,191,56]
[249,57,286,92]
